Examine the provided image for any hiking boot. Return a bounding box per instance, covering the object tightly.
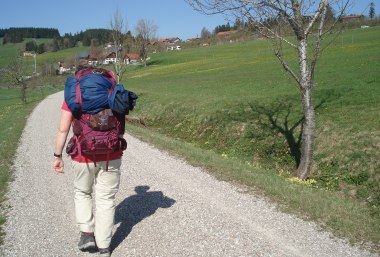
[99,247,111,257]
[78,232,96,252]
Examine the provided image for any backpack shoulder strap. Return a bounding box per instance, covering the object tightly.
[75,80,82,105]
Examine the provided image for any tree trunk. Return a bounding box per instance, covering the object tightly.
[297,39,315,179]
[21,83,27,104]
[297,85,315,179]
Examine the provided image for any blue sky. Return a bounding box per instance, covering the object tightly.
[1,0,378,40]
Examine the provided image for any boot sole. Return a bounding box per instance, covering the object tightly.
[78,241,97,252]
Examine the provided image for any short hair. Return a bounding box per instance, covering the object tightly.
[75,65,94,75]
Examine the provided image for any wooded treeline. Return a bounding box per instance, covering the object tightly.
[0,27,116,46]
[0,27,60,43]
[0,27,121,54]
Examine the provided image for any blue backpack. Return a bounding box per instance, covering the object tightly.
[64,67,137,117]
[64,68,137,165]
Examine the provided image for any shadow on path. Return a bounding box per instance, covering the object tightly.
[110,185,176,251]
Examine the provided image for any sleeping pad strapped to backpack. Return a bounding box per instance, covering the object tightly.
[64,67,137,163]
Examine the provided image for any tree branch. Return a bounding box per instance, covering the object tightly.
[258,24,298,48]
[310,1,327,78]
[274,49,300,85]
[304,0,328,36]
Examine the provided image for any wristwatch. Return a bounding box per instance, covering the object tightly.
[54,153,62,158]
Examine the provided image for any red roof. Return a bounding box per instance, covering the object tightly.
[341,15,362,20]
[125,53,140,60]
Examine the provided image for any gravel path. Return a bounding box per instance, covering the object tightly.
[0,91,377,257]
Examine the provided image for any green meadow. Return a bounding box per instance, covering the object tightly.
[0,26,379,249]
[123,27,380,248]
[126,27,379,203]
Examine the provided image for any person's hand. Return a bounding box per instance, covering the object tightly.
[53,158,64,174]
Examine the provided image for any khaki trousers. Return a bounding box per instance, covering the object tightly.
[71,159,121,249]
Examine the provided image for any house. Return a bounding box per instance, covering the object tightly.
[104,42,113,48]
[103,52,117,64]
[78,52,89,60]
[23,51,34,57]
[79,59,89,66]
[88,55,99,66]
[186,37,200,42]
[167,45,182,51]
[201,42,210,47]
[124,53,141,64]
[159,37,180,44]
[216,30,238,37]
[148,41,159,46]
[57,61,72,75]
[340,15,363,22]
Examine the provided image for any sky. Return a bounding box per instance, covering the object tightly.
[1,0,378,40]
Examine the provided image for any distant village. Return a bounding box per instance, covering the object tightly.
[22,34,223,75]
[54,37,184,75]
[18,13,374,76]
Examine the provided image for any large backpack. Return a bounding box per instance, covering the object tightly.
[64,68,128,163]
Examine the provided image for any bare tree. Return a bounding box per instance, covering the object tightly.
[135,19,158,67]
[110,9,127,83]
[2,56,28,103]
[64,53,81,72]
[186,0,350,179]
[89,44,104,66]
[201,27,212,39]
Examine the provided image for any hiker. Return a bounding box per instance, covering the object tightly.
[52,66,136,257]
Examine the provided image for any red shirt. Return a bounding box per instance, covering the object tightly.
[62,101,123,163]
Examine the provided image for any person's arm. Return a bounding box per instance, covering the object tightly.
[52,109,72,174]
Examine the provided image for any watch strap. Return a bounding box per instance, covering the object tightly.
[54,153,62,158]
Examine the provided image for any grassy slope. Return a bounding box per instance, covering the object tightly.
[312,28,380,200]
[123,27,380,247]
[126,27,380,203]
[0,38,19,67]
[0,38,87,72]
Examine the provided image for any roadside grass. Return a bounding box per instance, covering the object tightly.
[123,27,380,249]
[0,82,63,243]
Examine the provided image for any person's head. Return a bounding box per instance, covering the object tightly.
[135,185,150,194]
[75,65,93,75]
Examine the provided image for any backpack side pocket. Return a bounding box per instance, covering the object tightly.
[66,137,78,156]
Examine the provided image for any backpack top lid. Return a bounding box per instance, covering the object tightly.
[64,68,116,116]
[78,73,113,113]
[75,67,115,84]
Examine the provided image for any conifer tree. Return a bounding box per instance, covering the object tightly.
[369,1,375,19]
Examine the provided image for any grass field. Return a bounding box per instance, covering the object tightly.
[0,27,379,249]
[122,27,380,248]
[125,27,379,203]
[0,38,87,74]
